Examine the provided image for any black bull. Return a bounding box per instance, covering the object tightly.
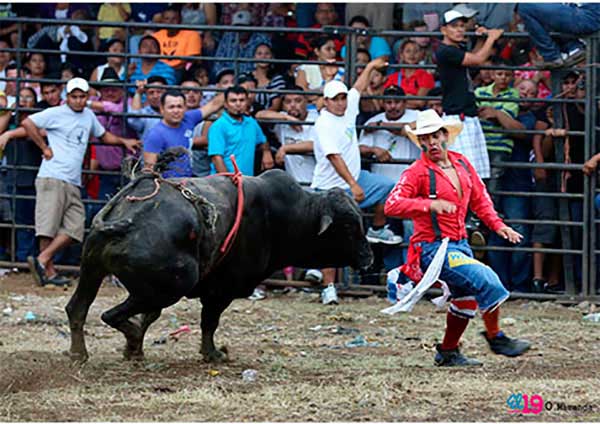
[66,169,374,362]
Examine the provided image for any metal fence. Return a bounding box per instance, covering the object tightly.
[0,16,599,301]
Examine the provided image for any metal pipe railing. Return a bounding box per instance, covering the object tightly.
[1,16,599,299]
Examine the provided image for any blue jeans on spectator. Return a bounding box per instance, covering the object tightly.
[14,186,37,262]
[569,199,583,285]
[518,3,600,61]
[488,196,532,292]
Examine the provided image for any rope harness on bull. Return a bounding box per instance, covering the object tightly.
[126,154,244,258]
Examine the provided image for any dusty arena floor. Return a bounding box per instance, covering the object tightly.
[1,270,599,422]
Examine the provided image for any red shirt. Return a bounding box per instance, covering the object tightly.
[384,151,504,243]
[383,69,435,95]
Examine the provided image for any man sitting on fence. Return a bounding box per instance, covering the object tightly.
[384,109,530,366]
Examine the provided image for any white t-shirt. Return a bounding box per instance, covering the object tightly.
[274,109,318,184]
[311,88,361,190]
[29,104,106,187]
[359,109,420,181]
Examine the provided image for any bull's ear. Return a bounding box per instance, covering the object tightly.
[318,214,333,235]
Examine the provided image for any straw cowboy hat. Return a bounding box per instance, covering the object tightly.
[405,109,464,148]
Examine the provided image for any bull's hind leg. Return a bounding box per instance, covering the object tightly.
[200,297,233,362]
[100,297,159,360]
[65,265,106,362]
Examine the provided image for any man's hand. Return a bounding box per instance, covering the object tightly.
[275,146,286,166]
[350,182,365,203]
[369,56,388,70]
[42,146,53,160]
[545,128,566,138]
[135,79,146,94]
[430,199,457,214]
[372,146,392,162]
[122,138,141,153]
[485,28,504,41]
[128,62,137,78]
[496,226,523,244]
[478,106,497,121]
[583,156,599,176]
[285,115,302,132]
[262,149,274,170]
[364,121,381,134]
[0,133,10,150]
[533,167,548,181]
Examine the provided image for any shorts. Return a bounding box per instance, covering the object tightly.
[418,239,509,312]
[35,177,85,242]
[345,170,395,209]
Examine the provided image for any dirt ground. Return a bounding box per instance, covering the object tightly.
[1,270,599,422]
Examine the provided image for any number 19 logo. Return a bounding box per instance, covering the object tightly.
[506,393,544,415]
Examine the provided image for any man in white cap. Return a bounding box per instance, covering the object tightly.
[384,109,530,366]
[17,77,140,287]
[436,7,504,179]
[312,57,402,305]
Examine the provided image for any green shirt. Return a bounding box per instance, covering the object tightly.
[475,83,520,154]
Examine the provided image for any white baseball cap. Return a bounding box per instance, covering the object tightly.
[442,9,468,26]
[323,80,348,99]
[452,4,479,19]
[231,10,251,26]
[66,77,90,94]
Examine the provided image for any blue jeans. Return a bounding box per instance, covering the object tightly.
[488,196,532,291]
[14,186,37,262]
[419,239,509,311]
[570,200,583,284]
[518,3,600,61]
[345,170,395,209]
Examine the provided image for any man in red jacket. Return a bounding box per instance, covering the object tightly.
[384,109,530,366]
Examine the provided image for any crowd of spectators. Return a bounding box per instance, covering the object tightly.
[1,2,600,296]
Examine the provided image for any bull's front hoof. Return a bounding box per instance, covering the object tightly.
[123,348,145,361]
[202,346,229,363]
[67,349,89,363]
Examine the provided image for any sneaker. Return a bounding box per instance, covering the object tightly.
[434,344,483,367]
[470,230,486,260]
[27,256,47,287]
[562,47,585,66]
[321,283,339,305]
[305,269,323,285]
[366,225,403,245]
[531,278,546,293]
[46,274,72,287]
[248,287,266,301]
[481,331,531,357]
[540,57,565,69]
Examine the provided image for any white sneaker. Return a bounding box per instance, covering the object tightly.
[248,287,266,301]
[321,283,339,305]
[305,269,323,284]
[366,225,403,245]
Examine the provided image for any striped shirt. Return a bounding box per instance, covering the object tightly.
[475,83,519,154]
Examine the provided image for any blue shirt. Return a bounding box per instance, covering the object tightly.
[341,36,391,60]
[143,109,203,178]
[127,105,161,140]
[129,58,177,92]
[208,111,266,176]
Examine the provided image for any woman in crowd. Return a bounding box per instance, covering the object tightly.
[295,36,344,105]
[251,43,286,111]
[384,39,434,109]
[89,39,127,88]
[24,53,46,101]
